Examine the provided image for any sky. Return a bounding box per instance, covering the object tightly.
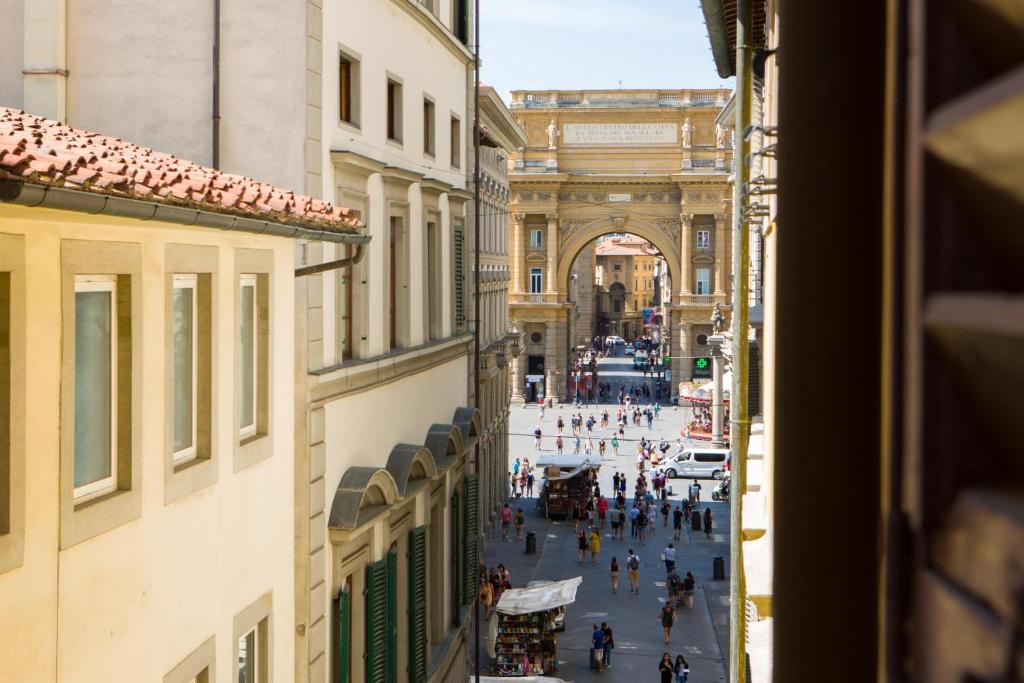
[479,0,733,103]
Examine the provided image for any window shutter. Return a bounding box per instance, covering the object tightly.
[450,491,462,627]
[365,559,388,683]
[462,474,479,606]
[407,527,428,683]
[453,227,465,329]
[338,587,351,683]
[386,550,398,683]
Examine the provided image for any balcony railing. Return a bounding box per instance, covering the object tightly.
[682,294,716,305]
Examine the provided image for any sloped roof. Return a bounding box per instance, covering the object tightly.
[595,237,660,257]
[0,107,362,233]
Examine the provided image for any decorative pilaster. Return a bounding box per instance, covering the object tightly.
[545,214,558,294]
[511,213,524,294]
[680,213,694,296]
[714,214,727,296]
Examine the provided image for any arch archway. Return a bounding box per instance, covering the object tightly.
[557,216,680,295]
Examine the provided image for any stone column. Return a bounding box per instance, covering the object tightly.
[709,335,726,446]
[544,320,557,403]
[511,345,525,404]
[714,214,727,296]
[545,213,558,294]
[679,320,694,381]
[511,213,524,294]
[680,213,693,296]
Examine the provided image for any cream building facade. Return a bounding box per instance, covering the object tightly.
[469,86,527,524]
[0,108,366,683]
[0,2,484,683]
[507,88,734,403]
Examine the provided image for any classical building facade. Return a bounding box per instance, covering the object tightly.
[0,108,365,683]
[0,3,483,683]
[593,235,663,339]
[507,88,734,403]
[469,86,527,525]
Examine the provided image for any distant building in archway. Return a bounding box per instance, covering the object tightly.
[507,88,734,403]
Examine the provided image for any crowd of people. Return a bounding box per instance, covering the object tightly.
[508,456,536,498]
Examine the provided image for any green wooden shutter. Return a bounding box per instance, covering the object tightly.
[450,491,462,627]
[462,474,479,606]
[453,226,465,329]
[407,527,428,683]
[365,559,388,683]
[386,550,398,683]
[338,588,351,683]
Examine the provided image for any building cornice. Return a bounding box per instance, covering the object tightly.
[387,0,474,64]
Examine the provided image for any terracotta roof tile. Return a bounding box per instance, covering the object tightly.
[0,107,363,234]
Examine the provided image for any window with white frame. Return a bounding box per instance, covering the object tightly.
[530,268,542,294]
[695,267,711,295]
[239,274,258,439]
[530,229,542,248]
[238,626,259,683]
[73,275,118,500]
[172,275,198,464]
[697,230,711,249]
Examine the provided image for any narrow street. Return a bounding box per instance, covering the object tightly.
[486,357,730,681]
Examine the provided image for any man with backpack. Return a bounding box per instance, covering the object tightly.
[626,549,641,593]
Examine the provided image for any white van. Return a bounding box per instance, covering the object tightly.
[661,448,730,480]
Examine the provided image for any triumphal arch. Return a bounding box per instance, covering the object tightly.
[507,88,734,403]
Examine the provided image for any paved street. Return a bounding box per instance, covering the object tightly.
[484,356,730,681]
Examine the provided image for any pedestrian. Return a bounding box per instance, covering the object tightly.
[557,415,564,433]
[661,500,671,527]
[703,507,713,539]
[682,499,692,524]
[539,405,545,422]
[674,654,690,682]
[578,528,588,564]
[573,435,581,455]
[629,504,640,538]
[480,577,494,620]
[626,549,641,593]
[589,527,601,564]
[672,505,683,540]
[659,601,676,642]
[591,623,605,673]
[512,457,521,478]
[599,438,607,459]
[526,471,535,497]
[601,621,614,669]
[514,507,525,541]
[611,435,620,457]
[609,557,619,593]
[617,508,627,539]
[689,479,701,505]
[659,653,675,683]
[519,469,527,495]
[556,434,564,455]
[682,572,696,609]
[510,471,518,497]
[597,495,608,528]
[534,426,542,450]
[500,503,512,542]
[637,505,648,544]
[612,472,620,492]
[663,543,676,574]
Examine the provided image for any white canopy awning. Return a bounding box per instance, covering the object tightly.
[535,455,593,469]
[475,677,567,683]
[495,577,583,615]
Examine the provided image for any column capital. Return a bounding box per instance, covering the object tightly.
[545,213,559,224]
[680,212,695,226]
[714,213,729,224]
[511,212,525,224]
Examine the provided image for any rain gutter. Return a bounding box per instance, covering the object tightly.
[700,0,736,79]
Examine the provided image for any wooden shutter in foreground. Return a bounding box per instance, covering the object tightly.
[386,550,398,683]
[408,527,428,683]
[335,587,351,683]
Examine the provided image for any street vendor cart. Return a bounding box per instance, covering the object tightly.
[534,456,600,519]
[488,577,582,677]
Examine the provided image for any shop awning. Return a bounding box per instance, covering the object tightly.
[495,577,583,615]
[535,455,592,469]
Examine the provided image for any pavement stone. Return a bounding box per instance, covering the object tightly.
[482,356,731,682]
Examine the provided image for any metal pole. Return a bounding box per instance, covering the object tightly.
[729,0,752,680]
[472,1,482,681]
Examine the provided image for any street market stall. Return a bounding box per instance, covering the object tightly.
[489,577,582,677]
[534,456,600,518]
[679,375,731,442]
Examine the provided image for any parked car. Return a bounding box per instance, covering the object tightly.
[659,448,730,480]
[633,349,649,369]
[624,343,635,356]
